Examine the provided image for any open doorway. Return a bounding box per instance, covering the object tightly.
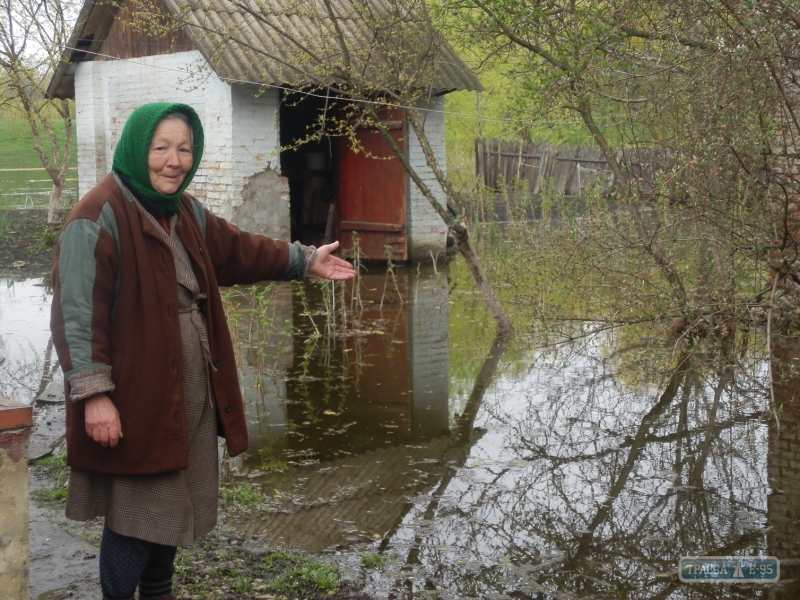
[279,90,337,247]
[279,91,409,260]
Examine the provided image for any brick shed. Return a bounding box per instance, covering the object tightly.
[47,0,481,261]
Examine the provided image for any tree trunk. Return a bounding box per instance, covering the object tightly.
[47,180,64,224]
[404,108,512,334]
[366,105,514,335]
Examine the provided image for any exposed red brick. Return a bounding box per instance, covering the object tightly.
[0,398,33,430]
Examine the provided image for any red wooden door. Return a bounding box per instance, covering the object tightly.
[336,107,407,261]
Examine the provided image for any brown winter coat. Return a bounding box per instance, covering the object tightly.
[51,174,290,474]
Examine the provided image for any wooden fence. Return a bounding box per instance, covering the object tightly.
[475,138,666,198]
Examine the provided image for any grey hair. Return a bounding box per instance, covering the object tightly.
[160,111,194,146]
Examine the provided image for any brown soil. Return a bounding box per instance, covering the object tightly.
[0,209,61,279]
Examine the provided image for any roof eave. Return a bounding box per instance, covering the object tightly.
[45,0,105,99]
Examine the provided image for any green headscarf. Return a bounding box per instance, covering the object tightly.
[112,102,205,211]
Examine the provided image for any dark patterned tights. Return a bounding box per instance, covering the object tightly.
[100,523,177,600]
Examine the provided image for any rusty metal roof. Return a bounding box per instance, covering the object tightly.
[48,0,481,98]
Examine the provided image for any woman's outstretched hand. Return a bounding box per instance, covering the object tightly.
[309,241,356,280]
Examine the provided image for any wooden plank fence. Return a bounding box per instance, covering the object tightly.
[475,138,666,198]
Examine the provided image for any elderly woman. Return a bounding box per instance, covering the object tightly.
[51,102,354,600]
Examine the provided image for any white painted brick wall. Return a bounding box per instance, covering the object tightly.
[407,96,448,262]
[75,61,108,199]
[73,51,281,224]
[231,84,281,184]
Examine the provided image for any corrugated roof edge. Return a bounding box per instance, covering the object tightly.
[47,0,482,99]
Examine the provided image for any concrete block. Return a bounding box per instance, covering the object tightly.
[36,382,64,405]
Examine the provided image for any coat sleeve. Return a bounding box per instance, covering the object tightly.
[201,208,306,286]
[51,212,120,401]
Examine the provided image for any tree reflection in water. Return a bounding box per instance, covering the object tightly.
[2,269,790,598]
[222,267,781,599]
[0,278,59,405]
[379,333,776,600]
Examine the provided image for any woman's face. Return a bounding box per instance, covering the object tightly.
[148,118,193,195]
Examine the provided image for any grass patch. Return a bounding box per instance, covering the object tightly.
[219,480,267,511]
[261,457,288,472]
[0,116,78,210]
[33,452,67,468]
[37,223,61,251]
[175,539,372,599]
[270,560,341,594]
[33,486,68,503]
[360,553,385,569]
[31,452,69,505]
[232,575,252,593]
[0,116,77,170]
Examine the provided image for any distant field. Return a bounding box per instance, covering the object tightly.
[0,116,78,210]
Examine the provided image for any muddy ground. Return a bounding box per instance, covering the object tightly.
[1,210,377,599]
[29,452,377,599]
[29,451,377,599]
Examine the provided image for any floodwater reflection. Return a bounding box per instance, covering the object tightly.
[2,262,795,599]
[224,266,453,550]
[0,277,59,405]
[226,261,788,599]
[373,335,775,600]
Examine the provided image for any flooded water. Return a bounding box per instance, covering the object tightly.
[0,277,59,405]
[0,168,77,210]
[3,262,797,599]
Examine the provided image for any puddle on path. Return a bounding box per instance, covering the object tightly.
[3,263,798,599]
